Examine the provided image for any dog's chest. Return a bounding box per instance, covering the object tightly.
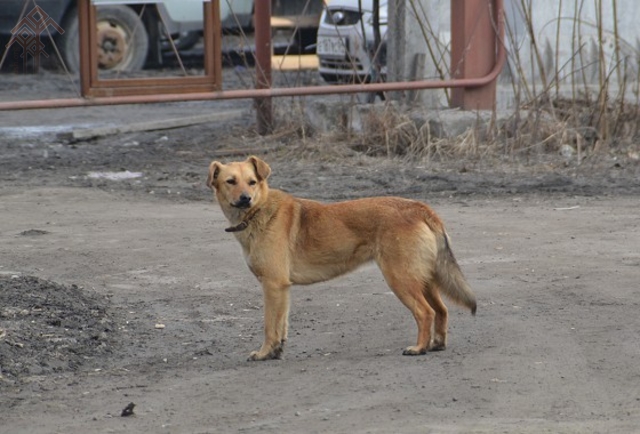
[239,239,269,281]
[242,250,255,272]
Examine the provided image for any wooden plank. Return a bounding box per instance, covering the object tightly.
[272,55,319,71]
[63,109,246,141]
[209,144,281,158]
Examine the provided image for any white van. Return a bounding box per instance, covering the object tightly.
[316,0,387,84]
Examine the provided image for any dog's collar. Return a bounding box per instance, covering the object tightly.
[225,208,260,233]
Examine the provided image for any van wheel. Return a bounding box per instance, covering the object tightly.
[60,5,149,72]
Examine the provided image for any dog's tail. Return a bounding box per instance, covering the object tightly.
[434,231,477,315]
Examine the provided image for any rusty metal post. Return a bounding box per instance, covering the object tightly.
[450,0,499,110]
[78,0,91,96]
[254,0,273,135]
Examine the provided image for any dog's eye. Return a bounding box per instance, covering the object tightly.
[226,179,236,185]
[248,179,257,186]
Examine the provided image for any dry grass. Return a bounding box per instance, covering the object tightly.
[264,94,640,167]
[263,0,640,166]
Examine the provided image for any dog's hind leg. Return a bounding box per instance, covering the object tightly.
[248,281,291,361]
[423,285,448,351]
[378,262,435,355]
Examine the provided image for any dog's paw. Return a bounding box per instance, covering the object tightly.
[247,351,266,361]
[429,341,447,351]
[247,345,284,361]
[402,345,428,356]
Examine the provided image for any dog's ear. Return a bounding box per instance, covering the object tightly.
[206,161,223,190]
[247,156,271,181]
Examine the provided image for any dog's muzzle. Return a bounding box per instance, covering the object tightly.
[232,193,252,209]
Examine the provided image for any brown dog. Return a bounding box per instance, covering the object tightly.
[207,156,476,361]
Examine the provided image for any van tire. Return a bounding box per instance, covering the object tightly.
[59,5,149,72]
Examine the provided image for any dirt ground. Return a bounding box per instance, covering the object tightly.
[1,67,640,433]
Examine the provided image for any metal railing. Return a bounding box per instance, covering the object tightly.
[0,0,505,135]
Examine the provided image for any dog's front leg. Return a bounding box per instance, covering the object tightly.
[248,280,291,361]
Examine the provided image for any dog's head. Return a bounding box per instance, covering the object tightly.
[206,156,271,212]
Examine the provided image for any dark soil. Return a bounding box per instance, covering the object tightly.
[0,275,116,384]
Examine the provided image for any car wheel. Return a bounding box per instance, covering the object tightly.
[60,5,149,72]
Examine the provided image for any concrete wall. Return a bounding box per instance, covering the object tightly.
[388,0,451,107]
[389,0,640,109]
[503,0,640,87]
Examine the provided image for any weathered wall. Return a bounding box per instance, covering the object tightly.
[388,0,450,107]
[502,1,640,87]
[388,0,640,109]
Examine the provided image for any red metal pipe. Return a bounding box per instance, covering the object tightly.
[451,0,500,109]
[0,0,505,111]
[253,0,273,134]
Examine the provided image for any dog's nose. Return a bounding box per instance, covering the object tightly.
[236,193,252,207]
